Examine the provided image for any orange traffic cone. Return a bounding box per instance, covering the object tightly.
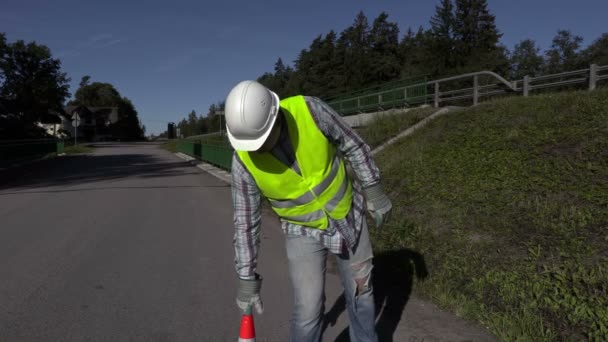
[238,312,256,342]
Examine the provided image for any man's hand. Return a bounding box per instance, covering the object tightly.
[236,275,263,314]
[363,184,392,228]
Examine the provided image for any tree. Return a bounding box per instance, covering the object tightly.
[0,33,70,139]
[431,0,455,40]
[581,33,608,66]
[544,30,584,73]
[334,11,371,92]
[453,0,503,72]
[79,75,91,88]
[429,0,456,76]
[368,13,401,84]
[187,110,198,135]
[177,118,188,138]
[70,81,121,107]
[114,97,145,140]
[257,57,294,98]
[292,33,335,96]
[196,112,208,134]
[399,26,433,78]
[510,39,544,79]
[70,80,144,140]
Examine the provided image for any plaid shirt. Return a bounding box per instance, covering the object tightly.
[231,96,380,279]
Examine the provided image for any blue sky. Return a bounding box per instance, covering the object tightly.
[2,0,606,135]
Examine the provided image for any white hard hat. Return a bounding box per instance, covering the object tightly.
[225,80,280,151]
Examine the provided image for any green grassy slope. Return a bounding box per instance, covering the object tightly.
[367,89,608,341]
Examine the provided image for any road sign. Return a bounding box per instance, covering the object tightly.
[71,113,81,127]
[71,113,81,145]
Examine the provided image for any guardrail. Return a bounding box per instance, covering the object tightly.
[515,64,608,95]
[0,139,64,164]
[326,76,428,115]
[177,140,233,170]
[425,64,607,108]
[175,65,606,163]
[324,64,607,114]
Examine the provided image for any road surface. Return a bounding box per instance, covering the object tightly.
[0,143,496,341]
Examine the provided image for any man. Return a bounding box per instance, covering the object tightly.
[225,80,392,342]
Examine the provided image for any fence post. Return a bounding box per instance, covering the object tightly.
[523,76,530,97]
[589,64,597,91]
[378,93,383,106]
[434,82,439,108]
[473,75,479,106]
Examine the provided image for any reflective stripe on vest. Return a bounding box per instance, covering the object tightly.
[237,96,353,229]
[268,154,340,209]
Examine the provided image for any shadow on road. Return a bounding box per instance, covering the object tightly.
[0,148,210,190]
[0,184,228,196]
[323,248,428,342]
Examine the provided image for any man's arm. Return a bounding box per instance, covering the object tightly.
[231,154,262,280]
[305,96,381,188]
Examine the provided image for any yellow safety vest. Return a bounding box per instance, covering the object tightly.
[237,96,353,229]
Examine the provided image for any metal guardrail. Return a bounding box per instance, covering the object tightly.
[327,76,428,115]
[325,64,607,113]
[177,140,233,170]
[170,64,607,174]
[429,64,607,107]
[0,139,64,164]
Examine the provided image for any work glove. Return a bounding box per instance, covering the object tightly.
[236,275,263,314]
[363,183,392,228]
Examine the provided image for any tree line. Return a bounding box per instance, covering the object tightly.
[166,0,608,139]
[259,0,607,100]
[0,33,145,140]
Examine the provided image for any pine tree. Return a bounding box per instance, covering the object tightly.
[257,57,292,97]
[368,12,401,84]
[399,26,433,78]
[335,11,371,92]
[453,0,502,72]
[429,0,456,76]
[187,110,198,135]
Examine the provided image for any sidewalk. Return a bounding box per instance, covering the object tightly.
[173,152,497,342]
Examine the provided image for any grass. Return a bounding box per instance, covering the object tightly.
[356,106,437,149]
[197,134,230,147]
[63,144,94,154]
[369,89,608,341]
[160,139,179,153]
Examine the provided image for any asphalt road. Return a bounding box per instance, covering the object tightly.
[0,143,497,342]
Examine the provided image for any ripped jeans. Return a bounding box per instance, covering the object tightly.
[285,221,377,342]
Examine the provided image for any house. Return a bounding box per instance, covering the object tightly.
[36,112,68,138]
[62,106,119,141]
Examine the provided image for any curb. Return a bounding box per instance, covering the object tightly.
[174,152,231,184]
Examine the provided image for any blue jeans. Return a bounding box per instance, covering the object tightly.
[285,222,378,342]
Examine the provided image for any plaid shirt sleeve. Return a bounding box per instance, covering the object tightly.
[230,153,262,280]
[305,96,381,188]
